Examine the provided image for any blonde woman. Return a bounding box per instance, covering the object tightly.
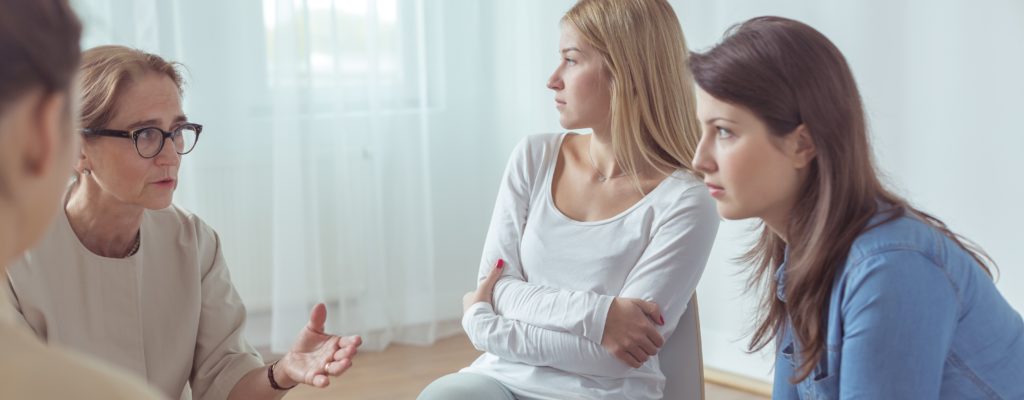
[419,0,718,399]
[5,46,362,400]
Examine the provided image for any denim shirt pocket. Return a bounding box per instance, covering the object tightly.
[782,341,841,400]
[804,365,839,400]
[781,341,796,362]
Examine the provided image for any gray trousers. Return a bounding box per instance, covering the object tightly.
[418,372,517,400]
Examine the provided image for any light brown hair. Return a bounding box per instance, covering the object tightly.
[78,45,184,130]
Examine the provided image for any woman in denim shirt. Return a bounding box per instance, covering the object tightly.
[688,16,1024,399]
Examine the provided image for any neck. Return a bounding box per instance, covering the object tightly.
[588,126,625,179]
[762,211,790,243]
[66,179,143,258]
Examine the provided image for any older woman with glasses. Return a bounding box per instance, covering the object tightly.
[5,45,362,400]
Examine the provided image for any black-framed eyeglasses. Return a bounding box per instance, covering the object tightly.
[81,123,202,159]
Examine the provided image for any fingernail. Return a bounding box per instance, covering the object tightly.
[659,316,665,325]
[496,259,505,269]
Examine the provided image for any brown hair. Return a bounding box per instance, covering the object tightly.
[0,0,81,195]
[562,0,702,190]
[78,45,184,130]
[0,0,81,112]
[689,16,995,382]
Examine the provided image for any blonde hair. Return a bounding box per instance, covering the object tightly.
[563,0,701,189]
[78,45,184,130]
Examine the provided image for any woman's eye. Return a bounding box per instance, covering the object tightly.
[716,127,734,139]
[138,128,161,140]
[564,58,576,65]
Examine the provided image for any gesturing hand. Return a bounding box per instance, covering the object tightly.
[276,303,363,388]
[601,298,665,368]
[462,259,505,313]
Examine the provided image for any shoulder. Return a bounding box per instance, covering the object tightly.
[628,171,720,246]
[145,204,220,244]
[846,213,945,265]
[144,204,222,267]
[518,132,565,151]
[508,133,566,165]
[838,215,961,307]
[500,133,568,189]
[662,170,712,202]
[654,171,718,224]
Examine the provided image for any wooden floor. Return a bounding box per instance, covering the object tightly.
[288,334,767,400]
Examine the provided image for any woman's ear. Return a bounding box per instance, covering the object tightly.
[75,140,92,175]
[786,124,816,169]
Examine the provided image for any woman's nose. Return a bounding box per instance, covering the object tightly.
[692,135,716,174]
[153,137,180,165]
[547,69,563,91]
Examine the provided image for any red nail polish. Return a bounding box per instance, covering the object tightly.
[496,259,505,269]
[659,316,665,325]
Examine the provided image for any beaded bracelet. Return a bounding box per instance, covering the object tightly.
[268,360,297,391]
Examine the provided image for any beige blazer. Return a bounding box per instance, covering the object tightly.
[6,205,263,400]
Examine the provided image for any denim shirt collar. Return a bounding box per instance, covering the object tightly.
[776,249,790,303]
[775,199,898,304]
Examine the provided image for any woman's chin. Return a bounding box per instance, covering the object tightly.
[715,202,752,221]
[141,195,175,210]
[559,116,583,130]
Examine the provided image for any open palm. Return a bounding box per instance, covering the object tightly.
[278,303,362,388]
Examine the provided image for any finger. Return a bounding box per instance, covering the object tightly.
[322,335,341,352]
[637,300,665,326]
[339,335,362,348]
[306,303,328,334]
[303,367,318,387]
[613,349,641,368]
[647,328,665,348]
[326,359,353,376]
[312,374,330,388]
[624,348,646,367]
[478,259,505,297]
[333,345,357,361]
[627,346,649,365]
[639,337,658,356]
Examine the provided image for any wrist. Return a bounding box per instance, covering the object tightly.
[588,295,616,344]
[269,359,298,390]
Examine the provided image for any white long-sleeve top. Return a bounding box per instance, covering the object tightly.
[461,133,720,400]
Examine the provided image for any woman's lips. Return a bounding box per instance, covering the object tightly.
[706,183,724,198]
[153,178,176,188]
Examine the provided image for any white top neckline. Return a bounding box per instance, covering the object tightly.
[544,132,684,227]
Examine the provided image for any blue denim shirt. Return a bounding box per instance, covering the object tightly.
[772,211,1024,399]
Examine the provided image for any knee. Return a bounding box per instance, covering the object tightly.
[418,373,502,400]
